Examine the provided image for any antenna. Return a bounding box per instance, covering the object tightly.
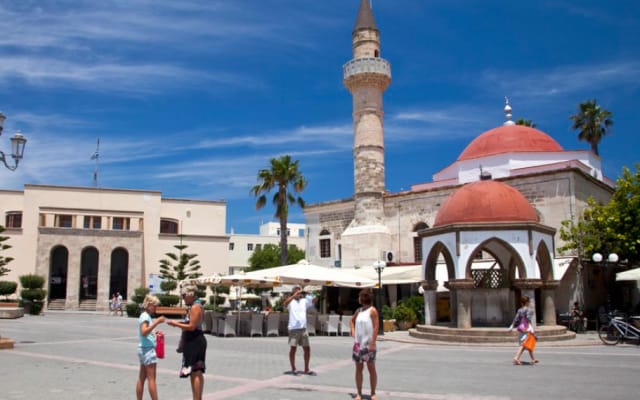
[90,138,100,187]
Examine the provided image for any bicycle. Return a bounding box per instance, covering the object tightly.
[598,312,640,345]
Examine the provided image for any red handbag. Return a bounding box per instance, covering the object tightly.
[156,331,165,359]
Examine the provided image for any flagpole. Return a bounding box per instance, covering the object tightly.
[91,138,100,187]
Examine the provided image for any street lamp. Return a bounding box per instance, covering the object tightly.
[373,260,386,336]
[0,112,27,171]
[592,252,619,311]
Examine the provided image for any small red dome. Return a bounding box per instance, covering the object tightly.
[434,180,538,227]
[457,125,563,161]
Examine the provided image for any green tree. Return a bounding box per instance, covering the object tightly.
[246,243,305,272]
[159,235,202,282]
[559,164,640,266]
[569,99,613,156]
[0,225,14,277]
[515,118,537,128]
[250,155,307,266]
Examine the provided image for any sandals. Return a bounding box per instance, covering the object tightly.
[533,359,540,364]
[513,359,522,365]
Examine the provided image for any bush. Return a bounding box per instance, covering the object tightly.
[133,287,150,304]
[126,302,141,318]
[160,280,178,293]
[209,295,225,306]
[393,303,417,324]
[19,274,45,289]
[404,295,425,324]
[28,301,43,315]
[0,280,18,297]
[20,288,47,302]
[157,294,180,307]
[381,305,394,320]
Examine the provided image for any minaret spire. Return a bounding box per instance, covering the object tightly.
[341,0,392,266]
[504,96,515,126]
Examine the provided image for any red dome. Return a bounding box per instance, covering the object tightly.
[434,180,538,227]
[457,125,563,161]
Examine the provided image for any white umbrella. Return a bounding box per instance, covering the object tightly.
[616,268,640,281]
[243,260,376,288]
[182,273,280,288]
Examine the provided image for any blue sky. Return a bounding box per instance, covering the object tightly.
[1,0,638,234]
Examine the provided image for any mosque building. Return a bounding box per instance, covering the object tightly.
[304,0,614,327]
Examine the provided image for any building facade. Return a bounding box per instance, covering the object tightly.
[228,222,306,274]
[1,184,228,311]
[303,1,615,318]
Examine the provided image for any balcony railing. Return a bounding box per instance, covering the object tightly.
[343,57,391,80]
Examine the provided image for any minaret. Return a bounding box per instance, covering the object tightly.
[341,0,392,267]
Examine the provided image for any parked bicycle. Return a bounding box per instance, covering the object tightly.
[598,312,640,345]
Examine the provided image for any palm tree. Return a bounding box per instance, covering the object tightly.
[569,99,613,156]
[250,155,307,266]
[515,118,536,128]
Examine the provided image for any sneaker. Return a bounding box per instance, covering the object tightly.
[179,366,192,378]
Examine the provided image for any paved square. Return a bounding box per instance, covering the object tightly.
[1,312,639,400]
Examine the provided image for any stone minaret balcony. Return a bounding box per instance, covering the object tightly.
[343,57,391,79]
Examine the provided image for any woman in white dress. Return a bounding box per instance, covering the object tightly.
[350,288,380,400]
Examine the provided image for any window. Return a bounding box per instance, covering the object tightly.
[5,212,22,228]
[255,244,262,251]
[83,216,102,229]
[247,243,253,251]
[276,228,291,237]
[319,229,331,258]
[413,222,429,263]
[160,219,179,234]
[229,242,235,251]
[112,217,130,231]
[56,214,73,228]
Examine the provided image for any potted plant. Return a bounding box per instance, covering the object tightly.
[393,303,417,330]
[381,305,396,332]
[0,280,18,307]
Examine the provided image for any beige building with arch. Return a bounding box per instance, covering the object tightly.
[1,184,229,311]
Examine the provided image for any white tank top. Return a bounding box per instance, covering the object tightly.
[354,307,374,347]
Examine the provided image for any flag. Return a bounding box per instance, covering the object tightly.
[90,151,99,160]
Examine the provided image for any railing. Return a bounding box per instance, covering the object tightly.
[343,57,391,80]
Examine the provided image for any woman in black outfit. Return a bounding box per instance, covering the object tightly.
[168,284,207,400]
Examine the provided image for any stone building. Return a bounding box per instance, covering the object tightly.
[304,0,614,321]
[1,184,228,311]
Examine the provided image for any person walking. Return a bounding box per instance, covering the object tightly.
[350,289,379,400]
[116,292,124,316]
[136,295,166,400]
[283,286,317,375]
[167,284,207,400]
[510,295,539,365]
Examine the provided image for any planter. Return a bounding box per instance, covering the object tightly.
[0,302,20,308]
[396,320,414,331]
[383,319,396,332]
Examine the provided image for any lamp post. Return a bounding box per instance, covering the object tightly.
[592,252,619,311]
[373,260,386,336]
[0,112,27,171]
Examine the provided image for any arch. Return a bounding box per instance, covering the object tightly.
[424,241,455,281]
[80,246,99,300]
[110,247,129,299]
[535,240,554,281]
[465,237,526,285]
[49,245,69,300]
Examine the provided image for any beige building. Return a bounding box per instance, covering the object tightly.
[1,184,228,311]
[228,222,306,274]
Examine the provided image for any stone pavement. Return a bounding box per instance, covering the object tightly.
[1,312,639,400]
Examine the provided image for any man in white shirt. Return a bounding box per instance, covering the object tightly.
[283,286,317,375]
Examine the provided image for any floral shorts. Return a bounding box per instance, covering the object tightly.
[352,343,376,363]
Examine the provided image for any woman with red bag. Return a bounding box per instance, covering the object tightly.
[509,295,539,365]
[136,295,166,400]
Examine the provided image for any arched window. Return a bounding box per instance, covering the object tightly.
[160,218,179,234]
[413,222,429,263]
[110,248,129,299]
[319,229,331,258]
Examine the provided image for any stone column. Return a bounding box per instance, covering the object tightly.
[421,280,438,326]
[446,279,475,329]
[513,279,543,329]
[541,281,560,326]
